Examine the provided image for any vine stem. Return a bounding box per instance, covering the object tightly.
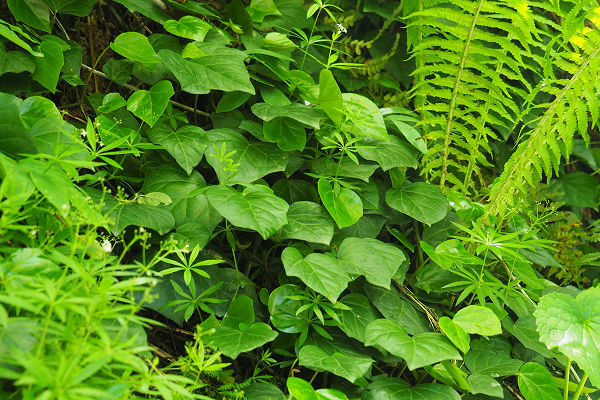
[300,8,322,71]
[572,373,588,400]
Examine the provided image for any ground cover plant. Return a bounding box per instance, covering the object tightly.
[1,0,600,399]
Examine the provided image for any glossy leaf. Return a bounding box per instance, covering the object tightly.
[127,80,174,127]
[252,102,321,129]
[518,362,562,400]
[32,40,63,92]
[318,178,363,229]
[263,117,307,151]
[110,32,158,64]
[453,305,502,336]
[206,184,289,240]
[342,93,388,141]
[8,0,50,32]
[387,115,427,154]
[147,125,208,174]
[467,374,504,398]
[439,316,470,354]
[464,338,523,377]
[337,293,380,342]
[275,201,334,245]
[534,287,600,387]
[357,136,418,171]
[386,182,448,225]
[163,16,211,41]
[317,69,343,127]
[298,345,372,383]
[362,377,461,400]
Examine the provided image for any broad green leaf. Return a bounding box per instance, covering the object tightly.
[315,389,348,400]
[142,164,221,248]
[287,377,317,400]
[298,345,372,383]
[263,117,306,151]
[111,0,170,23]
[97,93,127,113]
[364,283,430,335]
[386,182,448,225]
[221,296,255,328]
[317,69,343,127]
[550,172,599,208]
[312,158,379,182]
[0,44,35,76]
[337,237,406,289]
[342,93,388,141]
[453,305,502,336]
[147,125,208,174]
[534,287,600,387]
[163,16,211,41]
[205,128,288,183]
[272,178,319,203]
[0,94,37,156]
[247,0,282,22]
[362,378,461,400]
[503,315,563,360]
[387,115,427,154]
[275,201,334,245]
[439,316,470,353]
[357,136,418,171]
[210,323,278,359]
[43,0,96,16]
[111,32,158,64]
[87,189,175,235]
[103,58,133,84]
[318,178,363,229]
[365,319,461,370]
[467,374,504,398]
[518,363,562,400]
[32,40,64,92]
[8,0,50,32]
[158,47,254,94]
[337,293,380,342]
[251,103,322,129]
[127,80,174,127]
[216,91,251,113]
[244,383,286,400]
[281,247,348,303]
[464,338,523,377]
[268,284,310,333]
[206,184,288,239]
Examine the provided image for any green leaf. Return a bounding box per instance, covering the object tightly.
[275,201,334,245]
[467,374,504,398]
[244,383,286,400]
[263,117,307,151]
[216,91,251,113]
[387,115,427,154]
[142,164,221,248]
[362,377,461,400]
[0,94,37,156]
[205,128,288,183]
[439,316,470,354]
[0,44,35,76]
[453,305,502,336]
[247,0,281,23]
[127,80,174,127]
[110,32,158,64]
[103,58,133,84]
[317,69,343,127]
[464,338,523,377]
[158,47,254,94]
[281,247,348,303]
[550,172,599,208]
[534,287,600,387]
[210,323,278,359]
[337,237,406,289]
[88,189,175,235]
[32,40,64,92]
[221,296,255,328]
[386,182,448,225]
[364,283,430,335]
[312,158,379,182]
[298,345,372,383]
[147,125,208,174]
[163,16,211,41]
[43,0,96,16]
[287,377,317,400]
[318,178,363,229]
[111,0,170,23]
[8,0,50,32]
[206,184,289,240]
[518,363,562,400]
[365,319,461,370]
[97,93,127,113]
[268,284,310,333]
[342,93,388,141]
[251,103,322,129]
[357,136,418,171]
[337,293,380,342]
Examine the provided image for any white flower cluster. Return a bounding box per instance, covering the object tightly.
[336,23,347,34]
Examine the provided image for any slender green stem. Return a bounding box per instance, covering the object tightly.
[301,8,322,71]
[572,373,588,400]
[564,360,572,400]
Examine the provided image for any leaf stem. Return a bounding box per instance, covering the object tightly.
[572,373,588,400]
[564,360,571,400]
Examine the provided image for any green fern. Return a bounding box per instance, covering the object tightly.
[410,0,536,193]
[488,6,600,217]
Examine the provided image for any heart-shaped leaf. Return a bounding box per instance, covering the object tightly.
[206,184,289,239]
[386,182,448,225]
[357,135,418,171]
[439,316,470,354]
[318,178,363,229]
[534,287,600,387]
[365,319,461,370]
[163,16,211,41]
[342,93,388,141]
[127,80,174,127]
[337,293,380,342]
[298,345,372,383]
[464,338,523,377]
[453,305,502,336]
[111,32,158,64]
[275,201,334,245]
[252,102,322,129]
[263,117,306,151]
[147,125,208,174]
[362,377,461,400]
[518,362,562,400]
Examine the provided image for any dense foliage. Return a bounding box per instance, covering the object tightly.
[1,0,600,399]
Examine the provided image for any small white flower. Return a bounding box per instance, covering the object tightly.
[182,244,190,253]
[30,230,37,237]
[139,227,145,233]
[336,23,347,34]
[304,100,311,106]
[540,79,546,88]
[101,239,112,253]
[448,201,455,206]
[80,129,87,138]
